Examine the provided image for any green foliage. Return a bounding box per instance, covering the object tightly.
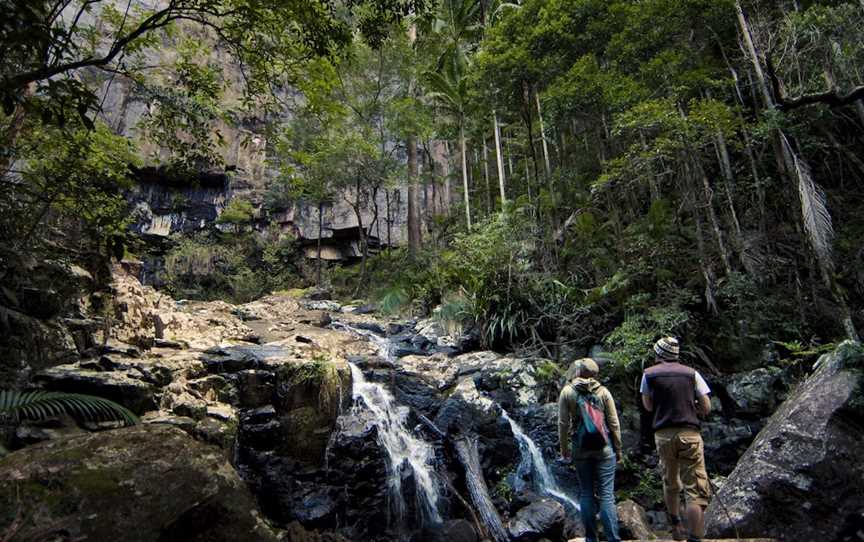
[216,199,256,228]
[604,293,693,372]
[1,118,140,257]
[0,389,139,456]
[616,456,664,506]
[163,231,300,303]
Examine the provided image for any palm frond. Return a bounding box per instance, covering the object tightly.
[782,134,835,277]
[0,390,139,426]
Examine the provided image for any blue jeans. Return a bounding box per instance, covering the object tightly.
[574,454,621,542]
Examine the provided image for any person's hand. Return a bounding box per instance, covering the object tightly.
[557,453,570,464]
[616,450,623,462]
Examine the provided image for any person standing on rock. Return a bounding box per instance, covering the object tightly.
[558,358,622,542]
[641,337,712,542]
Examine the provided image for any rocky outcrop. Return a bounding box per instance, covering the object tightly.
[705,341,864,541]
[616,499,656,540]
[507,498,566,541]
[0,424,279,542]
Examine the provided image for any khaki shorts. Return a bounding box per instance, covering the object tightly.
[655,427,711,507]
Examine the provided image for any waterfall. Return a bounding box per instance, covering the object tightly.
[349,362,442,528]
[330,320,394,361]
[502,410,580,512]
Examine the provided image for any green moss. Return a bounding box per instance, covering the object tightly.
[283,356,344,414]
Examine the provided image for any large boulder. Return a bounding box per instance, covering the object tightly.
[507,498,566,541]
[720,366,791,418]
[705,341,864,540]
[0,424,278,542]
[34,364,158,414]
[616,499,656,540]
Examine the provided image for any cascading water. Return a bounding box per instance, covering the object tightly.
[502,410,580,512]
[333,320,442,527]
[349,362,442,529]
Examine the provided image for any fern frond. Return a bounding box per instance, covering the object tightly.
[0,390,139,426]
[782,134,835,277]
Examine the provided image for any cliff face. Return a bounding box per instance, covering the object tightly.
[88,11,412,263]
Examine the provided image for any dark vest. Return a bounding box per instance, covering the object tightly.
[643,362,701,430]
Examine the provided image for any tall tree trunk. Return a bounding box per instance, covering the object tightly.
[699,162,733,275]
[493,110,507,206]
[521,81,541,188]
[316,201,324,287]
[735,1,774,108]
[460,123,472,230]
[534,87,552,183]
[405,22,421,257]
[480,142,491,214]
[505,130,514,179]
[385,189,392,248]
[407,133,421,256]
[443,140,453,215]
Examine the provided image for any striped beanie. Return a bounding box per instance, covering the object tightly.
[654,337,680,361]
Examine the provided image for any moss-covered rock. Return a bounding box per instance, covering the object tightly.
[274,356,352,467]
[0,424,278,542]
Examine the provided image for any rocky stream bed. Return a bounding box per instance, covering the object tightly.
[2,263,863,541]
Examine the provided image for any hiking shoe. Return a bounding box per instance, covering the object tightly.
[671,522,687,541]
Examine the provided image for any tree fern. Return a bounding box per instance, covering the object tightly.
[0,390,139,427]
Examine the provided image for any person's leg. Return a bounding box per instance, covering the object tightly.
[596,453,621,542]
[575,459,599,542]
[677,430,711,541]
[655,429,684,536]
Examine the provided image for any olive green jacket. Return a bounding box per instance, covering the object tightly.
[558,377,622,459]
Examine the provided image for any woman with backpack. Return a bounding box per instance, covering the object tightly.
[558,357,623,542]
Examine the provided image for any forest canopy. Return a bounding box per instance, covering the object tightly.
[2,0,864,370]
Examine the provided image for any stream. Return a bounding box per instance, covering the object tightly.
[333,318,580,533]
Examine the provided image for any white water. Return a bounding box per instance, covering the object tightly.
[502,410,580,512]
[349,362,442,528]
[330,320,395,361]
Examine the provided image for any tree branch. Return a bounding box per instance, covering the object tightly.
[766,54,864,112]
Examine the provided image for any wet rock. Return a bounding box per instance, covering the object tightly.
[163,387,208,419]
[414,519,479,542]
[241,419,284,451]
[282,521,350,542]
[194,416,238,455]
[508,498,566,541]
[0,424,279,542]
[306,300,342,312]
[34,364,157,414]
[387,322,407,335]
[141,411,198,432]
[721,366,791,418]
[13,417,86,448]
[701,418,760,475]
[154,338,186,349]
[350,321,386,336]
[0,309,79,388]
[188,374,235,402]
[235,369,275,408]
[242,404,277,425]
[616,499,655,540]
[17,287,64,319]
[705,341,864,541]
[273,357,352,467]
[206,403,237,422]
[307,289,332,301]
[202,347,261,373]
[324,409,389,538]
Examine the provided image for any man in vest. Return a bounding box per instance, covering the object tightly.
[640,337,712,542]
